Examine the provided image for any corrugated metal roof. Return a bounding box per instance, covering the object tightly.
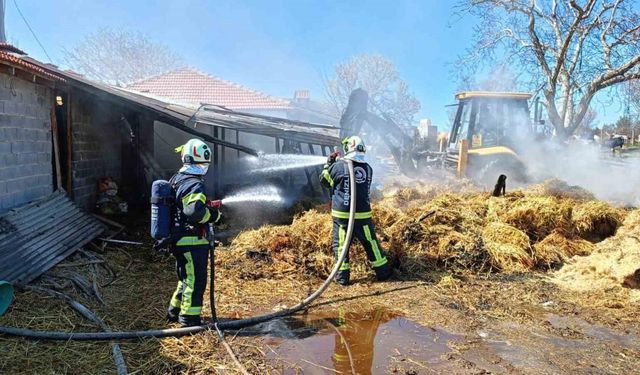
[0,191,105,286]
[192,105,340,146]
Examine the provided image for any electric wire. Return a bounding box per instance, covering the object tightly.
[12,0,53,62]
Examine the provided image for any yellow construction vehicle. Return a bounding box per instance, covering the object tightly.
[340,89,549,184]
[445,91,549,183]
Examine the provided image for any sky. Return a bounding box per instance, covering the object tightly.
[4,0,627,128]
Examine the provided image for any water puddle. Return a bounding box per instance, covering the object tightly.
[243,308,463,374]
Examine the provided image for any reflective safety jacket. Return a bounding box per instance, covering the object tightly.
[320,159,373,220]
[169,172,220,246]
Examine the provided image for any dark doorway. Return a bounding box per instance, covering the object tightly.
[53,91,70,192]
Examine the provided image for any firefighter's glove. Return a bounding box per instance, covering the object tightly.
[326,151,340,167]
[208,207,223,225]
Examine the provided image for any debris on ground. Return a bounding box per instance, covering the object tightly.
[0,191,105,285]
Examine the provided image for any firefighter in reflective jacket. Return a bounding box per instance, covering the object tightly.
[320,136,392,286]
[167,138,222,327]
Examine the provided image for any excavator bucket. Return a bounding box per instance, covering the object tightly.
[339,88,418,176]
[339,88,369,140]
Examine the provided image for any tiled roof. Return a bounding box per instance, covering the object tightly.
[0,43,26,55]
[126,68,291,110]
[0,51,63,82]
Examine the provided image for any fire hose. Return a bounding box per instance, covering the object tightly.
[0,160,357,341]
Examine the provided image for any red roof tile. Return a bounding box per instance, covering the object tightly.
[0,43,26,55]
[0,51,63,82]
[126,68,291,110]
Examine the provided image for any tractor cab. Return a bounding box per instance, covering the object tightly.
[448,91,534,151]
[446,91,546,183]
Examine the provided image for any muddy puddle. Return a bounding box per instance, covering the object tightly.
[466,314,640,374]
[241,308,463,374]
[235,308,639,374]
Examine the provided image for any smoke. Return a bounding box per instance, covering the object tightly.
[475,95,640,206]
[519,139,640,206]
[357,95,640,207]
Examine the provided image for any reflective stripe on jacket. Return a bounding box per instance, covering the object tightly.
[320,159,373,219]
[170,172,216,238]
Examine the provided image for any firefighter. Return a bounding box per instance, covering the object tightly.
[320,136,392,286]
[166,138,222,327]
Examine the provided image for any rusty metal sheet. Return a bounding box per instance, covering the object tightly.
[0,191,105,286]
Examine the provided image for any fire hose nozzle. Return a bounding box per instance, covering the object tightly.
[208,200,222,209]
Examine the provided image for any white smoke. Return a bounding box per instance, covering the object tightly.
[519,139,640,206]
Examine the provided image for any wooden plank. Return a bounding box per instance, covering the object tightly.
[50,107,63,189]
[221,128,226,180]
[66,92,74,194]
[457,139,469,178]
[213,126,220,195]
[92,214,125,229]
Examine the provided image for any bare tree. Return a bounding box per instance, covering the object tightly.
[460,64,521,91]
[324,54,421,126]
[628,80,640,115]
[63,28,182,86]
[456,0,640,138]
[580,108,599,129]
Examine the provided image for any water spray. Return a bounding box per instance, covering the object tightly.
[219,185,286,206]
[244,153,327,173]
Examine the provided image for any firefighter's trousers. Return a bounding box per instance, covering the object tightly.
[168,238,209,318]
[332,218,391,284]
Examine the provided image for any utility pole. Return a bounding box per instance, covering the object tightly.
[0,0,6,43]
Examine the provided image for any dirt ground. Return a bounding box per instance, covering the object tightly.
[1,235,638,374]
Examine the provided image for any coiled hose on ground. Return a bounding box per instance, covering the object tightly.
[0,160,357,341]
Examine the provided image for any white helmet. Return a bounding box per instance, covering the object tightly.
[342,136,366,162]
[175,139,211,175]
[176,139,211,164]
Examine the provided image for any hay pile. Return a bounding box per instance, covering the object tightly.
[222,180,629,279]
[553,210,640,299]
[224,209,335,279]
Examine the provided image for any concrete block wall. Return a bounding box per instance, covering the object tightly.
[0,73,53,212]
[71,97,123,210]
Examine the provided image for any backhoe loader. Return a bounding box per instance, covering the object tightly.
[339,89,549,184]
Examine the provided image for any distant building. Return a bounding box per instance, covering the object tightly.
[417,118,439,150]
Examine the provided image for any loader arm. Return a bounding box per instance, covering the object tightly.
[339,89,417,175]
